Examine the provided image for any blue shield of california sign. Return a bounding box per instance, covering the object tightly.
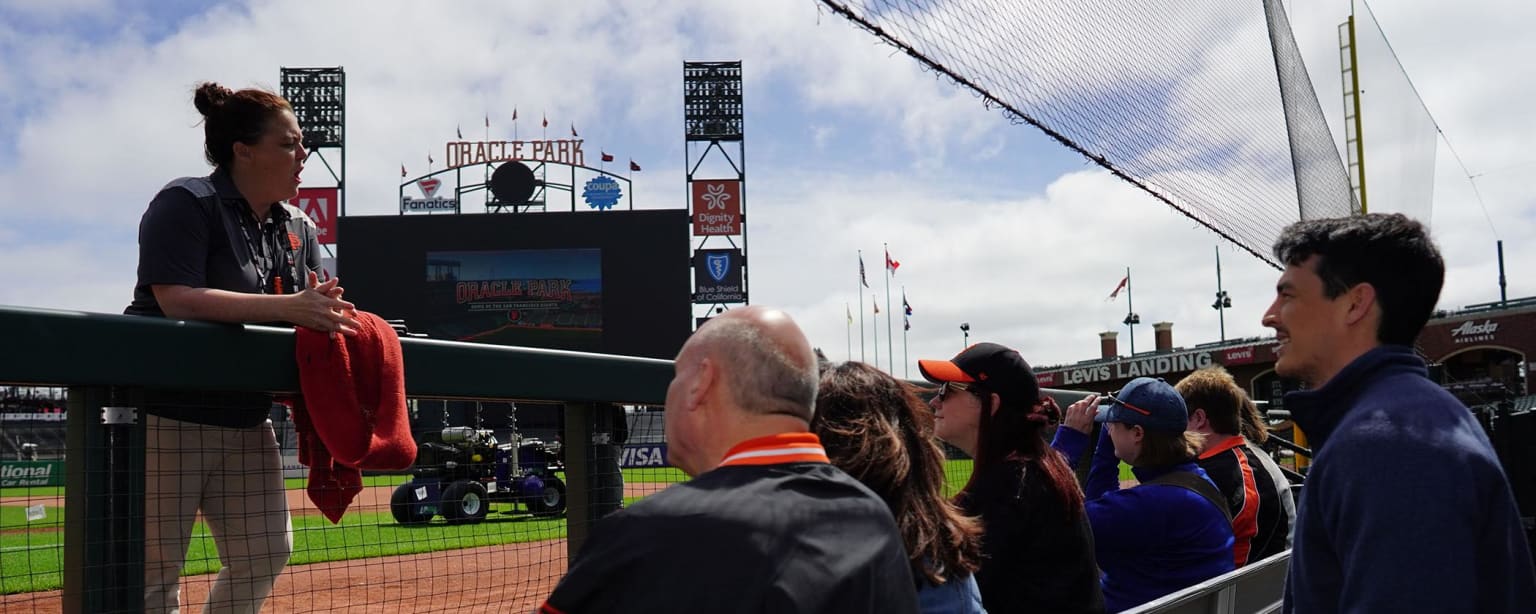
[693,248,745,304]
[706,252,730,282]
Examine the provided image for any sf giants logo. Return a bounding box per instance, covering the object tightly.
[291,187,339,245]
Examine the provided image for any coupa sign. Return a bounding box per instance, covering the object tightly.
[619,444,669,468]
[0,461,64,487]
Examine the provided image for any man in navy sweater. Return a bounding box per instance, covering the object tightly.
[1265,213,1536,612]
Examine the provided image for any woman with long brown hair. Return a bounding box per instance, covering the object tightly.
[813,361,985,613]
[919,343,1104,613]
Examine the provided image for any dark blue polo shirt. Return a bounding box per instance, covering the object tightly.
[125,168,323,427]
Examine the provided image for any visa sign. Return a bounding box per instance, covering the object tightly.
[619,444,669,468]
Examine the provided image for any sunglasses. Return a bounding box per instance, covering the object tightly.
[935,381,980,402]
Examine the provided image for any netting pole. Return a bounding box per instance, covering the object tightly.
[1347,13,1368,214]
[63,385,144,613]
[563,402,593,558]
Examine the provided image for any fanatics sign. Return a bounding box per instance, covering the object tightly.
[691,180,742,236]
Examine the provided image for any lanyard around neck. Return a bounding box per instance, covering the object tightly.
[237,205,294,295]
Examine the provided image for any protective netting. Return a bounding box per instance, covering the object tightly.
[1350,0,1438,224]
[818,0,1358,266]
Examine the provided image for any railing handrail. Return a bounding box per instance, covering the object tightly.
[0,305,673,404]
[1124,550,1291,614]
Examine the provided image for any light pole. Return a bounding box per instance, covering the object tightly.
[1212,246,1231,342]
[1121,267,1139,354]
[960,322,970,350]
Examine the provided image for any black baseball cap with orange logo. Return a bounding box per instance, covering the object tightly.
[918,342,1040,408]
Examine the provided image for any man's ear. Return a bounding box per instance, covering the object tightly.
[689,356,717,412]
[1189,408,1209,430]
[989,392,1003,416]
[1344,282,1379,328]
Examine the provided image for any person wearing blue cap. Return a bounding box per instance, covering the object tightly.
[1050,376,1235,613]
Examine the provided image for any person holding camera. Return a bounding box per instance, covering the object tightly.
[1051,378,1234,613]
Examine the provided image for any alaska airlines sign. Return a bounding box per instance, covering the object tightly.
[444,139,585,169]
[1050,352,1217,387]
[1449,320,1499,344]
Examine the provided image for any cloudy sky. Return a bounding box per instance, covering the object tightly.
[1,0,1531,377]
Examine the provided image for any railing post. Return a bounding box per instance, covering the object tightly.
[63,385,144,614]
[563,401,593,560]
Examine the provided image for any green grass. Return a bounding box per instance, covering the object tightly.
[2,502,565,595]
[281,473,413,491]
[620,467,689,484]
[1,503,65,595]
[0,486,64,498]
[623,459,985,497]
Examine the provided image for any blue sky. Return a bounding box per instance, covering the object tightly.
[1,0,1532,375]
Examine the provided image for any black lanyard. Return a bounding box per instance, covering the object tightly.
[237,206,297,295]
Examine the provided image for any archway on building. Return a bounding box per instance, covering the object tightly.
[1250,368,1303,411]
[1439,345,1527,399]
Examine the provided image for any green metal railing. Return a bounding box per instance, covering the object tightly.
[0,305,672,613]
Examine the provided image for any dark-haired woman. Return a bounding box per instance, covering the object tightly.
[813,361,986,613]
[126,82,358,612]
[918,343,1104,613]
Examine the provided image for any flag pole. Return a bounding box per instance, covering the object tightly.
[858,251,866,362]
[884,243,894,375]
[902,285,909,379]
[872,293,880,370]
[846,303,853,362]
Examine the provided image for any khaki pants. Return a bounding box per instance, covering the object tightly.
[144,414,292,614]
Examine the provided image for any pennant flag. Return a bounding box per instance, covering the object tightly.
[1107,275,1129,301]
[484,115,489,128]
[401,164,407,178]
[601,151,614,162]
[427,153,434,165]
[629,160,642,172]
[859,255,869,288]
[885,248,900,273]
[874,301,880,315]
[456,125,463,139]
[571,123,579,137]
[512,107,518,121]
[904,315,911,331]
[903,294,912,316]
[542,113,549,128]
[846,305,854,325]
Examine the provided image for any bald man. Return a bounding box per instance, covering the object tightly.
[540,307,918,614]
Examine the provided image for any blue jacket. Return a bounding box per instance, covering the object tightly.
[1053,428,1234,613]
[1283,345,1536,613]
[916,573,986,614]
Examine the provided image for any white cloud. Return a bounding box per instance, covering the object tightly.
[0,0,1532,379]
